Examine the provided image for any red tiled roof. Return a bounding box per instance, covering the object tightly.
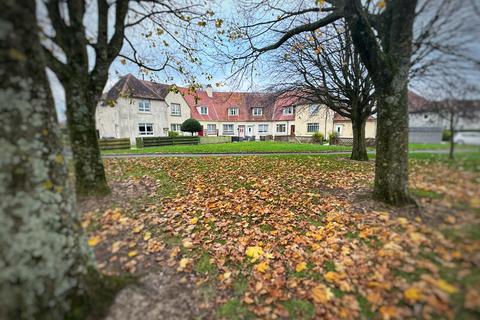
[408,91,430,112]
[178,88,298,122]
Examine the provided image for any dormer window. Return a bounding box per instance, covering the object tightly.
[252,107,263,116]
[228,107,239,116]
[138,100,151,112]
[283,106,294,115]
[198,105,208,115]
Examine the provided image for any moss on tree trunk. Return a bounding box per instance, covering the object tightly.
[373,83,415,205]
[0,1,92,318]
[65,86,109,197]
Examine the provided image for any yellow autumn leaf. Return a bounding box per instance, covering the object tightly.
[182,239,193,249]
[87,236,101,247]
[128,250,138,257]
[189,217,198,224]
[177,258,191,271]
[256,261,269,273]
[377,0,386,9]
[245,246,264,261]
[295,262,307,272]
[434,279,458,294]
[324,271,342,283]
[379,305,398,320]
[409,232,426,243]
[404,287,422,302]
[132,224,144,233]
[143,231,152,241]
[311,284,333,303]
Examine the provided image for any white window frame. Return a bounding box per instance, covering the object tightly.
[283,106,294,115]
[207,124,217,134]
[258,124,268,134]
[223,124,234,135]
[252,107,263,116]
[198,106,208,115]
[276,124,286,133]
[138,123,154,135]
[247,125,254,135]
[171,103,181,116]
[138,100,151,112]
[307,123,319,133]
[228,107,239,116]
[335,124,343,135]
[171,123,182,132]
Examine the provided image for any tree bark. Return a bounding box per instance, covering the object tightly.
[449,114,455,160]
[345,0,418,206]
[373,82,415,205]
[351,115,369,161]
[65,82,109,197]
[0,0,91,318]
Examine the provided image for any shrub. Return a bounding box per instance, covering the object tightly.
[168,131,179,137]
[312,132,324,144]
[442,129,452,141]
[328,132,337,145]
[181,118,202,135]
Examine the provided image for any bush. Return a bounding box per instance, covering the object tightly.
[328,132,337,145]
[168,131,179,137]
[181,118,202,135]
[442,129,452,141]
[312,132,324,144]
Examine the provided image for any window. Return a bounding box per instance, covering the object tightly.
[207,124,217,134]
[276,124,286,133]
[283,106,294,115]
[198,106,208,115]
[252,107,263,116]
[228,108,239,116]
[171,103,181,116]
[258,124,268,134]
[223,124,234,135]
[307,123,319,133]
[335,125,343,134]
[138,100,151,112]
[171,123,181,132]
[139,123,153,135]
[309,104,319,115]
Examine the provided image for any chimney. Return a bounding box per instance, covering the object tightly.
[205,84,213,98]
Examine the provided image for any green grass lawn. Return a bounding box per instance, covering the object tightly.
[409,143,479,151]
[102,141,353,154]
[101,141,480,155]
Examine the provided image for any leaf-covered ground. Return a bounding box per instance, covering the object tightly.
[81,155,480,319]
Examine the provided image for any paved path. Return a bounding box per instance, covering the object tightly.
[102,149,477,158]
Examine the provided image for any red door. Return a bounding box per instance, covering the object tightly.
[290,125,295,136]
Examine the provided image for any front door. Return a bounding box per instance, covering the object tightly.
[290,125,295,136]
[238,125,245,138]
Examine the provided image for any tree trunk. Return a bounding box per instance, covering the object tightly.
[373,82,416,205]
[0,1,91,318]
[449,115,455,160]
[351,116,369,161]
[65,84,109,197]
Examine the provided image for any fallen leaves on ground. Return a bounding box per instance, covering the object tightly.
[82,156,480,319]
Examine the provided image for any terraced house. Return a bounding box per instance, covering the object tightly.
[97,74,376,143]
